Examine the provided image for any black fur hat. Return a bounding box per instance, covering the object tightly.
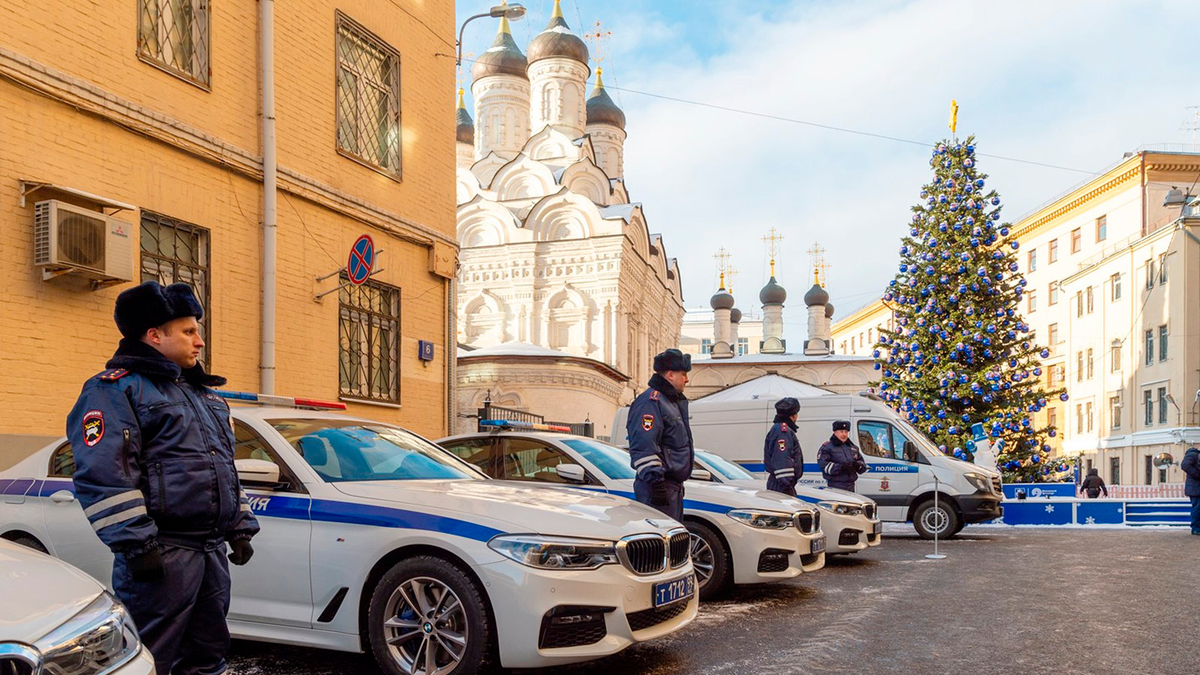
[774,397,800,417]
[832,420,851,431]
[114,281,204,338]
[652,348,692,373]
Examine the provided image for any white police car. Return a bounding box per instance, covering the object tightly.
[692,449,882,555]
[0,393,697,675]
[437,424,825,600]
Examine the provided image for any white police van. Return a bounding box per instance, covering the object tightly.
[438,424,826,600]
[612,386,1003,540]
[1,393,697,675]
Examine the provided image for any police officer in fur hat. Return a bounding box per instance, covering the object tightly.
[67,281,259,675]
[764,397,804,495]
[626,349,694,520]
[817,420,868,492]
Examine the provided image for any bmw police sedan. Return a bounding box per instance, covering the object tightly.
[438,424,825,601]
[692,449,882,555]
[0,394,698,675]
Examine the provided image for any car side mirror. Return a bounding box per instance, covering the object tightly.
[236,458,281,488]
[555,463,587,483]
[690,469,713,482]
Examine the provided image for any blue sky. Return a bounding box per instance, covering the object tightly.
[456,0,1200,338]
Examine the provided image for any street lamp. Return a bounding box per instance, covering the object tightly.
[457,4,527,67]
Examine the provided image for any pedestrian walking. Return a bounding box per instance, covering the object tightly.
[1079,467,1108,499]
[817,420,867,492]
[67,281,260,675]
[627,349,694,520]
[764,397,803,496]
[1182,446,1200,535]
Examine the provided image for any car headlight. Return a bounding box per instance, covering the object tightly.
[34,592,141,675]
[964,473,991,492]
[817,500,864,517]
[488,534,618,570]
[727,509,795,530]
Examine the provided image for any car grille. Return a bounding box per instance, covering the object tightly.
[794,512,815,534]
[757,548,791,573]
[814,511,821,532]
[619,534,666,575]
[668,530,690,568]
[0,645,39,675]
[991,476,1003,494]
[538,606,611,649]
[838,529,862,547]
[868,532,879,543]
[801,552,822,567]
[864,503,876,520]
[626,599,690,633]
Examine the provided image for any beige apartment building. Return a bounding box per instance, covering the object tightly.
[833,149,1200,485]
[0,0,457,467]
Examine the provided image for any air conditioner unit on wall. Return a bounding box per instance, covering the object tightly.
[34,199,135,287]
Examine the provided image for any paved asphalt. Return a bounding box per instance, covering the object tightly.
[227,526,1200,675]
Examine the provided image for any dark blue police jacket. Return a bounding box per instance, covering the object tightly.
[1182,448,1200,498]
[764,421,803,494]
[66,339,259,555]
[817,435,867,489]
[627,374,694,484]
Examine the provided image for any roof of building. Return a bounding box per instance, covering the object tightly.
[457,340,628,381]
[471,17,528,81]
[759,275,787,305]
[691,374,833,404]
[730,307,743,323]
[709,287,735,310]
[585,69,625,130]
[455,89,474,144]
[803,282,829,307]
[824,302,834,319]
[527,0,589,67]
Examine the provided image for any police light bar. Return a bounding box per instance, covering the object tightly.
[216,390,347,410]
[479,419,572,433]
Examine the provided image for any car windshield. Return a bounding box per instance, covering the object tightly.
[270,418,478,482]
[889,417,944,457]
[696,450,755,481]
[561,439,636,480]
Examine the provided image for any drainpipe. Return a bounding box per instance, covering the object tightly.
[260,0,277,394]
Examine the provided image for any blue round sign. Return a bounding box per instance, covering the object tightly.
[347,235,375,286]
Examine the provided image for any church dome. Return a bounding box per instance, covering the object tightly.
[730,307,743,324]
[759,276,787,305]
[586,69,625,130]
[455,89,474,144]
[471,19,528,81]
[527,0,589,67]
[710,287,735,311]
[804,283,829,307]
[824,302,834,319]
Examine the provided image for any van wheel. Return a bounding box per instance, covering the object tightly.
[687,521,730,600]
[367,556,491,675]
[912,499,959,540]
[2,533,47,553]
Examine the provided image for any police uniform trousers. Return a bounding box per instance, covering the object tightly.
[634,479,685,521]
[113,542,232,675]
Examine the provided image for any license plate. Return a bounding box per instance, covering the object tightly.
[810,535,826,554]
[653,574,696,608]
[872,521,882,535]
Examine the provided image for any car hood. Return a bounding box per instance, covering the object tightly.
[795,485,874,506]
[331,480,681,539]
[0,541,104,643]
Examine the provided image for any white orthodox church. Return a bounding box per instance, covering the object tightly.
[453,2,685,436]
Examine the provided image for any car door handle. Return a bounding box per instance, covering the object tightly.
[49,490,76,504]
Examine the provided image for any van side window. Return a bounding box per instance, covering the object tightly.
[856,422,891,458]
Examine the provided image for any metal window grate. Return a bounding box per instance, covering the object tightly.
[338,276,401,403]
[140,211,210,368]
[138,0,210,87]
[336,14,401,176]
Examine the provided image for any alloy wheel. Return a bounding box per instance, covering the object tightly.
[382,576,470,675]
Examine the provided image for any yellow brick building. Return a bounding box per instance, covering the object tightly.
[0,0,457,467]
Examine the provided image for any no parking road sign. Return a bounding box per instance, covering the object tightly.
[347,235,375,286]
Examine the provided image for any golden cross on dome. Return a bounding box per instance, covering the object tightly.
[762,228,783,276]
[806,242,830,287]
[726,265,739,294]
[584,20,613,65]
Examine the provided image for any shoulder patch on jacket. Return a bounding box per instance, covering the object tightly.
[649,390,661,401]
[98,368,129,381]
[781,422,789,432]
[82,410,105,446]
[641,414,655,431]
[777,439,787,452]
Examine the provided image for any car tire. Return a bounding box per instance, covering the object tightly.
[367,556,492,675]
[3,533,48,553]
[686,520,731,600]
[912,498,960,540]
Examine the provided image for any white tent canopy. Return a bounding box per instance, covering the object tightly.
[693,374,833,404]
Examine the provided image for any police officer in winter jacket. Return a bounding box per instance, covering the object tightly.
[764,398,804,496]
[627,349,694,520]
[67,281,259,675]
[1080,467,1108,498]
[1182,447,1200,535]
[816,420,868,492]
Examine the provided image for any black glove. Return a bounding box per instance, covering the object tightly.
[854,460,867,474]
[650,480,669,505]
[228,538,254,566]
[127,548,165,582]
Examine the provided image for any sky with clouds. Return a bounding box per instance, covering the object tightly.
[455,0,1200,340]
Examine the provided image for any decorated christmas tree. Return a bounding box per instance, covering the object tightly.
[873,136,1068,483]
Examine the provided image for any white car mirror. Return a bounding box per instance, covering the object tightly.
[555,464,587,483]
[690,469,713,482]
[236,458,280,487]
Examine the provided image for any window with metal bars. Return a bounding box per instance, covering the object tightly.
[335,14,402,176]
[138,0,210,87]
[338,275,401,403]
[139,211,210,368]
